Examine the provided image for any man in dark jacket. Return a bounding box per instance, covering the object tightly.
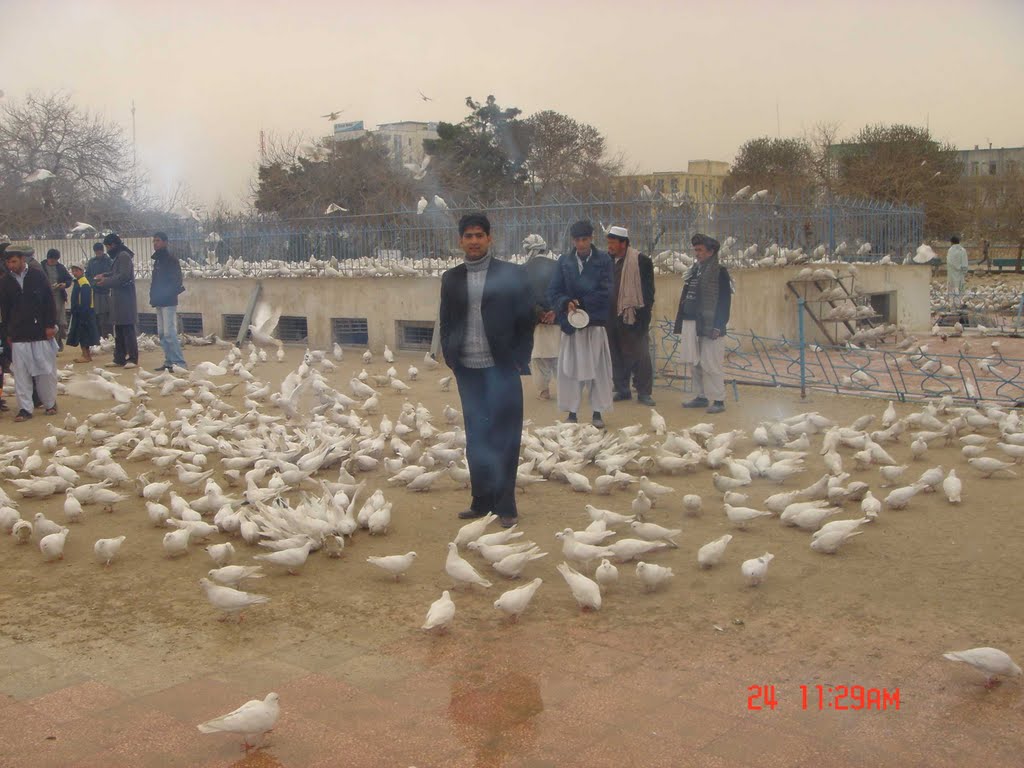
[86,242,114,337]
[605,226,656,406]
[522,234,560,399]
[0,247,59,420]
[95,233,138,368]
[42,249,73,351]
[150,232,186,371]
[439,213,534,528]
[547,220,614,428]
[674,233,732,414]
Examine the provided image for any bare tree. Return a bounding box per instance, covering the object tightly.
[524,110,622,194]
[0,91,141,234]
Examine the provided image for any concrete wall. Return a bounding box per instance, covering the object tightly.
[135,263,932,350]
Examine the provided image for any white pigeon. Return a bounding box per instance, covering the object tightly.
[585,504,635,527]
[422,590,455,632]
[725,503,772,529]
[416,196,428,215]
[362,349,372,364]
[635,561,674,592]
[445,541,492,588]
[809,522,864,554]
[208,565,265,587]
[493,578,543,620]
[698,534,733,568]
[197,692,280,751]
[741,552,774,586]
[206,542,235,567]
[884,484,923,509]
[253,540,313,574]
[94,535,125,566]
[39,528,70,561]
[631,491,652,517]
[942,647,1022,688]
[942,469,962,503]
[163,527,190,557]
[967,457,1017,478]
[64,493,84,523]
[383,344,395,363]
[453,513,497,546]
[629,520,681,547]
[860,491,881,521]
[199,578,270,621]
[594,558,618,589]
[650,409,667,435]
[33,512,63,539]
[556,529,613,564]
[682,494,702,517]
[12,519,32,543]
[366,552,417,580]
[607,538,669,562]
[433,195,449,211]
[555,562,602,610]
[333,342,344,360]
[492,547,548,578]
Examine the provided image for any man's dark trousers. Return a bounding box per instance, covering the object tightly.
[454,364,523,520]
[608,320,653,397]
[113,324,139,365]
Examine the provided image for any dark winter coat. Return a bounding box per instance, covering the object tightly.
[524,255,558,320]
[439,258,534,374]
[150,247,184,307]
[99,245,138,326]
[85,253,113,295]
[546,247,613,334]
[610,251,656,333]
[0,266,59,342]
[67,275,100,348]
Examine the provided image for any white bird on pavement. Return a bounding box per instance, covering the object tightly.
[207,565,265,587]
[629,520,681,547]
[445,541,492,588]
[635,561,674,592]
[197,692,280,751]
[492,547,548,578]
[367,552,417,580]
[94,535,125,566]
[556,562,602,610]
[493,578,543,620]
[942,647,1022,688]
[198,578,270,621]
[422,590,455,632]
[725,503,772,529]
[942,469,962,503]
[594,558,618,589]
[206,542,235,567]
[698,534,733,568]
[741,552,774,586]
[39,528,70,561]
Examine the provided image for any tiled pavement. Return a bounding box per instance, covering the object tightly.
[1,624,1021,768]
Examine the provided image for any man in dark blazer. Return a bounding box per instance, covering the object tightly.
[439,212,534,528]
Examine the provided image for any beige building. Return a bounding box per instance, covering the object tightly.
[331,120,439,169]
[957,144,1024,178]
[614,160,729,202]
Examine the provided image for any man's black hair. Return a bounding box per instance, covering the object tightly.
[458,213,490,236]
[153,231,169,242]
[950,235,960,244]
[570,220,594,239]
[93,242,104,252]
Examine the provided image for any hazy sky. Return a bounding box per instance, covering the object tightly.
[3,0,1022,207]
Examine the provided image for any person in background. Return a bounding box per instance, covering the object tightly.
[674,233,732,414]
[0,246,59,421]
[522,234,560,400]
[42,249,72,351]
[547,220,614,428]
[0,242,8,412]
[605,225,656,406]
[439,213,534,529]
[86,242,114,338]
[979,238,990,271]
[946,235,969,306]
[150,231,187,371]
[95,233,138,368]
[66,264,99,364]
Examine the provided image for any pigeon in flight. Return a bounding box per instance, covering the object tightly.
[418,89,433,102]
[321,108,348,120]
[324,203,348,214]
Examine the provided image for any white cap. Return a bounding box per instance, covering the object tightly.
[607,225,629,239]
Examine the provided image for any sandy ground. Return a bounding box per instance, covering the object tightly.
[1,339,1022,766]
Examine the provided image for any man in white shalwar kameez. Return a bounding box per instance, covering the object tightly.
[946,235,969,307]
[0,247,59,421]
[547,220,614,429]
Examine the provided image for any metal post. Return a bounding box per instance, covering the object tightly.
[798,298,807,400]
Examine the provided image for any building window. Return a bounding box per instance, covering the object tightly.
[671,178,679,192]
[138,312,157,335]
[396,320,434,351]
[685,179,690,194]
[656,180,665,193]
[223,314,246,341]
[277,316,308,344]
[179,313,203,335]
[972,162,979,176]
[332,317,369,346]
[989,162,998,175]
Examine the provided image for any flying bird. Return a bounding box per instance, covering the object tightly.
[23,169,55,184]
[324,203,348,214]
[321,108,347,120]
[418,89,433,102]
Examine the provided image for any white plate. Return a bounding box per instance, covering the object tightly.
[568,309,590,329]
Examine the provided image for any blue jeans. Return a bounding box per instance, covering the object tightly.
[155,305,186,368]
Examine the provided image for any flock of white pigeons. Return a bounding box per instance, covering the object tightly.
[1,300,1021,751]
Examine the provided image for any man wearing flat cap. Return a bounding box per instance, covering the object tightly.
[547,220,614,428]
[0,246,60,420]
[605,225,656,406]
[674,233,732,414]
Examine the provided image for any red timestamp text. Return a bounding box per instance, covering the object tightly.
[747,684,900,711]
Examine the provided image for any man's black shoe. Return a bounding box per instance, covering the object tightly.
[499,516,518,529]
[566,412,578,423]
[682,397,709,408]
[458,508,490,520]
[612,392,631,402]
[637,395,656,406]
